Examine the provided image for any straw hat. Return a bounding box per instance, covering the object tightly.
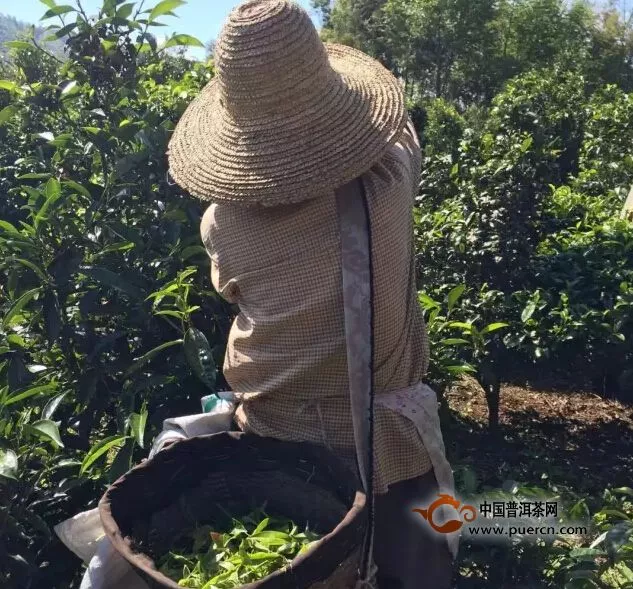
[167,0,406,206]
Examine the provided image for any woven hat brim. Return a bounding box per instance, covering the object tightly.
[167,44,407,206]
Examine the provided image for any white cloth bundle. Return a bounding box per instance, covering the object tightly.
[54,395,236,589]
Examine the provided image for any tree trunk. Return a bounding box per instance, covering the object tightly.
[477,362,501,431]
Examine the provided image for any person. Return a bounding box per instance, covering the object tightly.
[167,1,456,587]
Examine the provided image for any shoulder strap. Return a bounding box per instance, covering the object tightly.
[335,177,376,586]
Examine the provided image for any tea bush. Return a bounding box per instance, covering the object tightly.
[574,85,633,201]
[545,488,633,588]
[414,65,633,399]
[0,3,234,586]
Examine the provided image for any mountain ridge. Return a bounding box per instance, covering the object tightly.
[0,13,65,60]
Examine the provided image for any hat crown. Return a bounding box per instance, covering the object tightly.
[215,0,332,119]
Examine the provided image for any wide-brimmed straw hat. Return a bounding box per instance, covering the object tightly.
[167,0,406,207]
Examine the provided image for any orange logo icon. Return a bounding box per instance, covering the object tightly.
[412,494,477,534]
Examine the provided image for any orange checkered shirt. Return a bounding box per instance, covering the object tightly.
[200,119,432,494]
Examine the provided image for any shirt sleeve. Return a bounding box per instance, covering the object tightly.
[200,203,241,304]
[365,116,422,199]
[402,116,422,195]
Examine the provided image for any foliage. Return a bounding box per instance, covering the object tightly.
[417,65,589,285]
[586,6,633,92]
[318,0,385,46]
[374,0,498,101]
[419,285,508,427]
[320,0,633,103]
[157,509,320,588]
[418,286,476,396]
[419,286,507,392]
[0,2,231,587]
[453,471,633,588]
[420,97,465,158]
[414,61,633,399]
[524,211,633,395]
[574,85,633,200]
[545,488,633,588]
[311,0,336,27]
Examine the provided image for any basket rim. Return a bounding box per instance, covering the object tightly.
[98,431,367,589]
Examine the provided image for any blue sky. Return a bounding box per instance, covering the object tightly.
[1,0,318,59]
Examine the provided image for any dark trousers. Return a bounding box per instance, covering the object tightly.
[374,470,455,589]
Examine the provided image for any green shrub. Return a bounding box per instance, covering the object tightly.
[520,211,633,393]
[414,63,633,392]
[546,488,633,588]
[0,3,233,587]
[421,97,465,157]
[574,85,633,202]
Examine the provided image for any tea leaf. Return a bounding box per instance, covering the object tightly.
[183,327,216,390]
[0,449,18,480]
[3,287,41,328]
[149,0,185,22]
[124,339,183,378]
[29,419,64,448]
[4,383,58,406]
[80,435,128,475]
[43,392,68,420]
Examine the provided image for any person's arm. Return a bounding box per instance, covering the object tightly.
[378,116,422,200]
[402,117,423,196]
[200,203,240,304]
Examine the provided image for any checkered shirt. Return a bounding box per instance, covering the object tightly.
[200,120,433,494]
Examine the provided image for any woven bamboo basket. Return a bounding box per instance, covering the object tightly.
[99,431,367,589]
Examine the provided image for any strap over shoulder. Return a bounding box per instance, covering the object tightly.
[335,177,377,586]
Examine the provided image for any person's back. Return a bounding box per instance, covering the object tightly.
[168,1,455,586]
[201,120,432,494]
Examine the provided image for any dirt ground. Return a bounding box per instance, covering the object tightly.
[444,376,633,496]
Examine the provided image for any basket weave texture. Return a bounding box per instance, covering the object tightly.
[99,432,367,589]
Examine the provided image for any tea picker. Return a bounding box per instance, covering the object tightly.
[56,1,458,587]
[55,180,389,589]
[54,179,399,589]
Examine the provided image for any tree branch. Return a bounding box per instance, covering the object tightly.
[32,36,64,65]
[75,0,90,23]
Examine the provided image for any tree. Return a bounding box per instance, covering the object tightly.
[311,0,336,26]
[319,0,388,51]
[370,0,499,101]
[205,38,215,60]
[321,0,631,103]
[587,6,633,91]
